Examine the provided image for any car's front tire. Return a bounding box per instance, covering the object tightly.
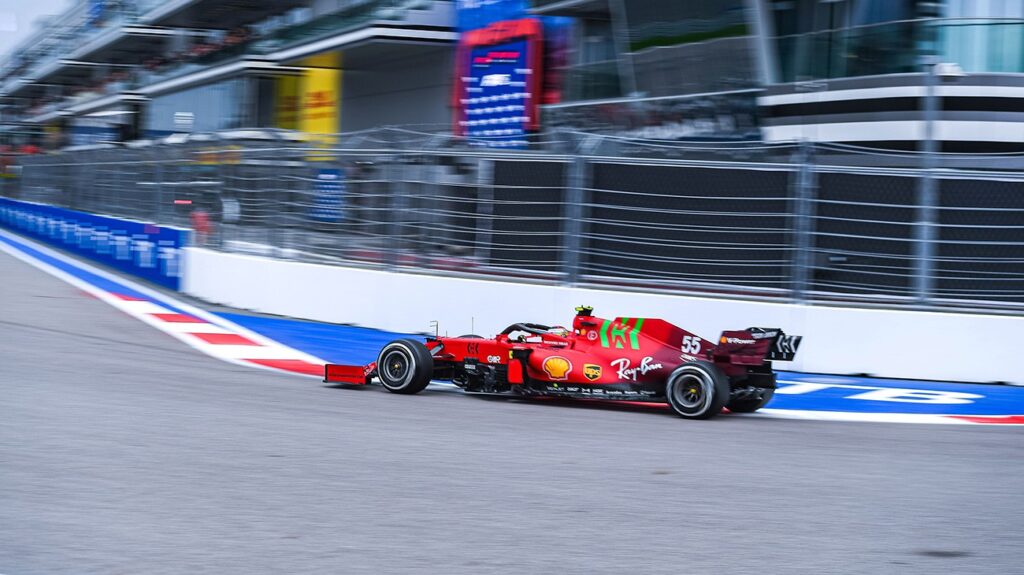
[376,339,433,395]
[665,361,729,419]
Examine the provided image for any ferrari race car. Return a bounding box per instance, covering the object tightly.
[324,306,801,419]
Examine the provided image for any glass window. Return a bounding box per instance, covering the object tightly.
[770,0,918,82]
[771,1,801,37]
[940,20,1024,72]
[941,0,1024,72]
[144,79,250,138]
[850,0,914,26]
[559,17,625,102]
[947,0,1024,18]
[621,0,758,97]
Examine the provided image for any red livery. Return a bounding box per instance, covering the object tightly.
[324,306,801,419]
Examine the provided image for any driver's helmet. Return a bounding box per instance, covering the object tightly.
[547,326,570,338]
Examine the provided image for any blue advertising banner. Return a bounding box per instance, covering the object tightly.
[455,18,543,148]
[456,0,528,31]
[69,124,119,147]
[310,168,346,223]
[0,198,190,290]
[463,38,533,148]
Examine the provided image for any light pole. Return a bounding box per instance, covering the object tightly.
[915,55,965,305]
[914,54,939,304]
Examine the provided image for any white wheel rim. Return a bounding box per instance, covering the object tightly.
[381,347,414,388]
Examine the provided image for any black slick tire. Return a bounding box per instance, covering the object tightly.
[376,339,434,395]
[665,361,730,419]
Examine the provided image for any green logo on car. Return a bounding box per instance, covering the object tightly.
[599,318,644,350]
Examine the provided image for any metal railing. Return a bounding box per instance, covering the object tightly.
[8,128,1024,313]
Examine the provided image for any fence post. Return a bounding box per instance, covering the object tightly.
[475,158,494,264]
[270,139,288,257]
[561,131,596,285]
[790,140,816,302]
[562,154,587,285]
[154,148,164,224]
[384,152,406,271]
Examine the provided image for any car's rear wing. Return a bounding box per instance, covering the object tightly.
[711,328,802,365]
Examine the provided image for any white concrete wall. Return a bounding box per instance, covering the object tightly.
[184,248,1021,385]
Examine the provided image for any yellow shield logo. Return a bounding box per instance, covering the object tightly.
[542,356,572,380]
[584,364,602,381]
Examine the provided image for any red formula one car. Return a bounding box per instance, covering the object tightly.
[324,306,801,419]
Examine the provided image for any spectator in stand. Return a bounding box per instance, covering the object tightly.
[188,42,208,59]
[190,204,211,246]
[224,26,252,47]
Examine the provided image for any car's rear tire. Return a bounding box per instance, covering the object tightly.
[665,361,729,419]
[376,339,433,395]
[727,388,775,413]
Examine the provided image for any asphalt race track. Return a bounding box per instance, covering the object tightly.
[2,249,1023,575]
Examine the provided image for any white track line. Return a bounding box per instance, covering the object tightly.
[756,409,970,425]
[0,229,327,378]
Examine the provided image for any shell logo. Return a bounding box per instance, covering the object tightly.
[542,356,572,380]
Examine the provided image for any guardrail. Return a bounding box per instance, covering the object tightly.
[8,128,1024,312]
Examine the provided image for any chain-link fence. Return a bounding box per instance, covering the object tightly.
[8,128,1024,313]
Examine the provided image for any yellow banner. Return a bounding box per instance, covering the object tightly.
[299,52,341,149]
[274,52,342,150]
[274,75,300,130]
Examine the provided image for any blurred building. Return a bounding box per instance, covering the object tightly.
[0,0,455,148]
[2,1,1024,151]
[537,0,1024,151]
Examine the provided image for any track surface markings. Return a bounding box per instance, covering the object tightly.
[2,227,1022,425]
[0,228,327,378]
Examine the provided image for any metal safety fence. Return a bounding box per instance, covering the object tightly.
[8,128,1024,313]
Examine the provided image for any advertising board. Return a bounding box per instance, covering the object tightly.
[0,198,190,290]
[311,168,346,223]
[454,18,543,148]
